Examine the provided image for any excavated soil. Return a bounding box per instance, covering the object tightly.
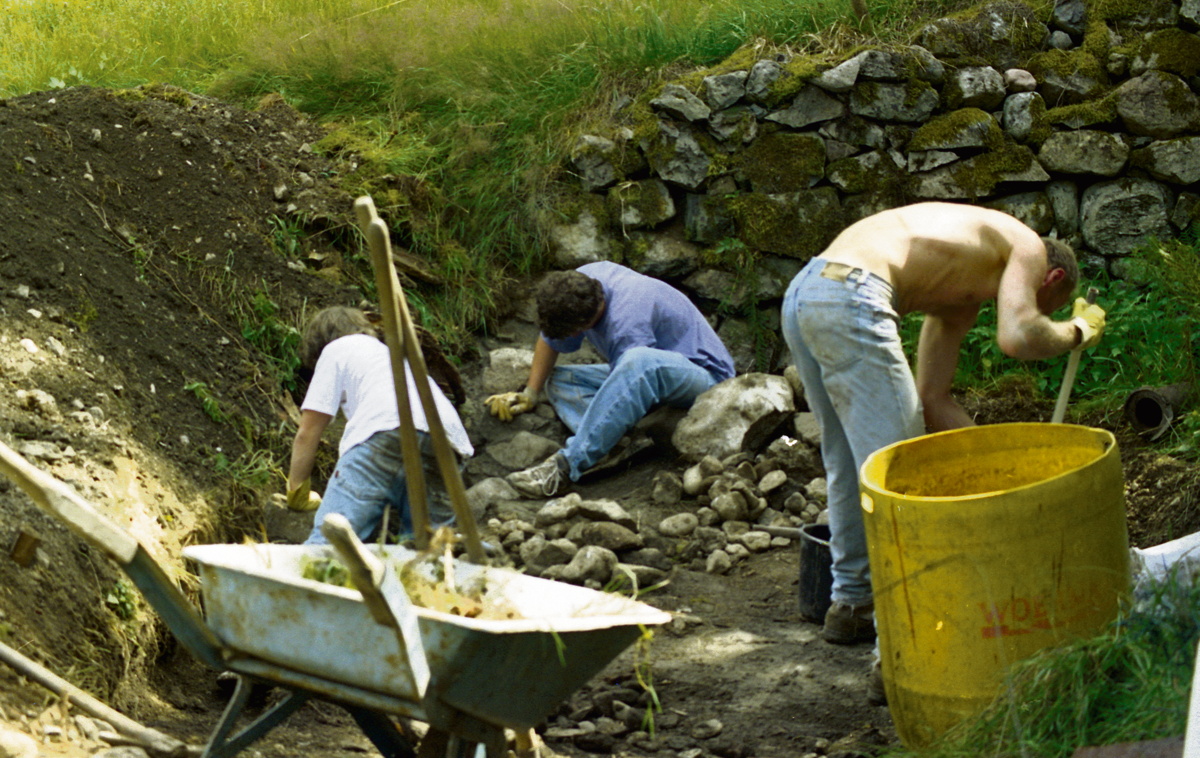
[0,84,1196,758]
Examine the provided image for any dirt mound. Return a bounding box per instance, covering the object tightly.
[0,85,360,472]
[0,84,360,719]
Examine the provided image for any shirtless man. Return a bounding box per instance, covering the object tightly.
[780,202,1106,700]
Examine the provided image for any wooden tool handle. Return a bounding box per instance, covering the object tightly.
[1051,286,1100,424]
[321,513,393,626]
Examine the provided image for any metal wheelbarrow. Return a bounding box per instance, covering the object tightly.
[0,442,669,756]
[0,196,672,757]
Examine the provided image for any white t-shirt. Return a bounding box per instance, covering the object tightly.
[302,333,474,459]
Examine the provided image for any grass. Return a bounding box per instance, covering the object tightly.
[884,568,1200,758]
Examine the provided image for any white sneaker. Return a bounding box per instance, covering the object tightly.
[507,453,567,498]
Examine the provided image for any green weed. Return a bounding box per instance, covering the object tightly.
[184,380,227,423]
[104,579,137,621]
[267,214,305,258]
[239,289,302,391]
[130,242,152,282]
[634,626,663,737]
[212,446,277,488]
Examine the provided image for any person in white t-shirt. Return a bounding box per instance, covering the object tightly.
[285,306,474,545]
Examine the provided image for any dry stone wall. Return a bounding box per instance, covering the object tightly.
[549,0,1200,372]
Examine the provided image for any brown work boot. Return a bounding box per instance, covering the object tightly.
[867,660,887,706]
[821,601,876,645]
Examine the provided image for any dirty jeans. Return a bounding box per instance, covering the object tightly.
[781,260,924,606]
[545,346,719,481]
[304,429,456,545]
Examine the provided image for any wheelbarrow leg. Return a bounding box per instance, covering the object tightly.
[418,727,507,758]
[346,707,418,758]
[203,675,309,758]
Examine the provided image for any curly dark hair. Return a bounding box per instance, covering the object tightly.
[535,271,604,339]
[298,306,379,369]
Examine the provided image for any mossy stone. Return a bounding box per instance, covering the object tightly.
[909,108,1003,151]
[738,133,826,193]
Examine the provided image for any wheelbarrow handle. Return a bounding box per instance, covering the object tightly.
[0,439,138,563]
[354,195,487,564]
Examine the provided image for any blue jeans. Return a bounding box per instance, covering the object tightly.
[781,260,924,605]
[304,429,456,545]
[545,346,719,480]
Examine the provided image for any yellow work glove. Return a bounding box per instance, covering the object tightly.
[1070,297,1106,349]
[484,387,539,422]
[286,480,322,512]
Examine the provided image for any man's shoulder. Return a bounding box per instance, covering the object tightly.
[577,260,628,279]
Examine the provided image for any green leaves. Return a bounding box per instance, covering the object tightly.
[239,290,302,392]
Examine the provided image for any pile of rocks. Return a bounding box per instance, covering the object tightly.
[468,357,831,584]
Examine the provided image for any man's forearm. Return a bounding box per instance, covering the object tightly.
[288,410,330,491]
[288,438,317,491]
[998,317,1080,361]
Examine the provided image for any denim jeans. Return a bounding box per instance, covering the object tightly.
[781,260,924,605]
[304,429,456,545]
[545,346,718,480]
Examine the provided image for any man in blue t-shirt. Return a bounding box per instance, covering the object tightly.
[486,262,735,497]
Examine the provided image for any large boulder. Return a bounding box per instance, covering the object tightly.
[1132,136,1200,185]
[607,179,676,230]
[914,2,1050,68]
[729,188,843,258]
[642,120,711,190]
[672,373,796,461]
[1037,130,1130,176]
[549,208,618,268]
[1080,179,1174,255]
[1115,71,1200,138]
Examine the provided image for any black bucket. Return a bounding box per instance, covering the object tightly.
[798,523,833,623]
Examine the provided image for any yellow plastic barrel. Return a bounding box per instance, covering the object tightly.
[860,423,1130,748]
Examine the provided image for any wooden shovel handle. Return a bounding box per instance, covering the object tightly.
[354,196,487,564]
[1051,286,1099,424]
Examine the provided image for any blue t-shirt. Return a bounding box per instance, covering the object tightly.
[543,262,735,381]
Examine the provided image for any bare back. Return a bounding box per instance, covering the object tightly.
[818,202,1046,317]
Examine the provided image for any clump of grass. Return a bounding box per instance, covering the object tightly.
[238,288,302,392]
[886,568,1200,758]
